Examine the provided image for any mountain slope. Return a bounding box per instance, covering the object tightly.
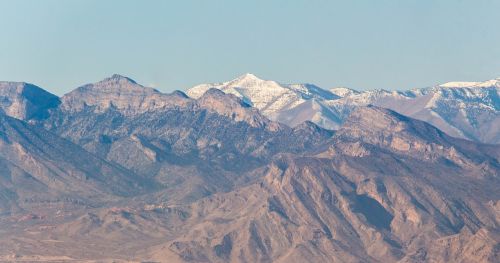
[368,79,500,144]
[147,106,500,263]
[0,81,60,120]
[322,78,500,144]
[0,111,150,216]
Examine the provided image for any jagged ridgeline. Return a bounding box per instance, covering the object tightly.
[188,74,500,144]
[0,74,498,262]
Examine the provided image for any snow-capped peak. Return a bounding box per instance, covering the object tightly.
[439,81,481,88]
[187,74,500,144]
[234,73,262,82]
[227,73,279,88]
[186,74,339,125]
[329,87,360,97]
[438,78,500,88]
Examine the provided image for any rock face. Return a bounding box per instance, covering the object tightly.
[188,75,500,144]
[0,74,498,262]
[0,82,60,120]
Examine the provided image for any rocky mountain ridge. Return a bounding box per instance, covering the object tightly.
[0,74,498,262]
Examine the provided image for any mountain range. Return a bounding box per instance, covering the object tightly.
[0,74,498,262]
[188,74,500,144]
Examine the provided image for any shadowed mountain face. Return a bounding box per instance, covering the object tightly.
[0,111,150,216]
[0,75,498,262]
[0,82,60,120]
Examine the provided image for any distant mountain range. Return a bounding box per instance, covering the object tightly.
[0,74,498,262]
[188,74,500,144]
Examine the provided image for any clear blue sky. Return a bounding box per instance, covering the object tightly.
[1,0,499,95]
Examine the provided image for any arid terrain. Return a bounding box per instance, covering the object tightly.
[0,75,498,262]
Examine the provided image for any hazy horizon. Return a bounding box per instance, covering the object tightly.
[1,0,499,95]
[3,72,500,97]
